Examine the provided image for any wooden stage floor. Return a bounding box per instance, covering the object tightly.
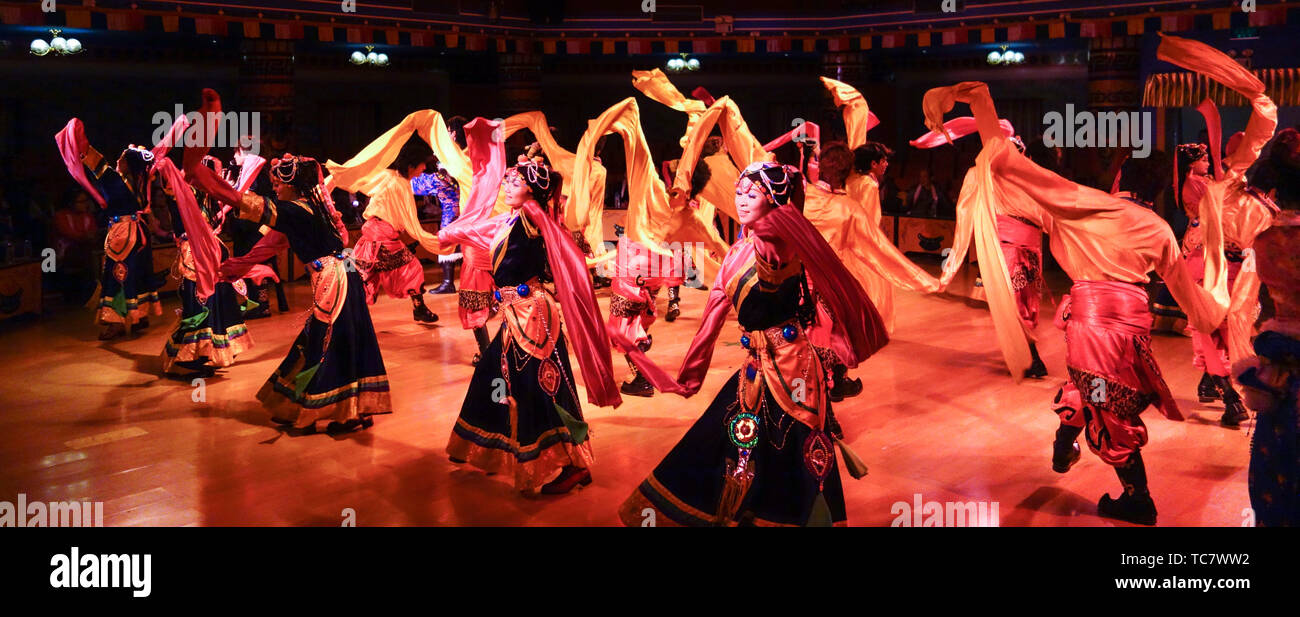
[0,264,1253,526]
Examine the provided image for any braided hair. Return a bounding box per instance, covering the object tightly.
[271,154,341,243]
[117,146,155,210]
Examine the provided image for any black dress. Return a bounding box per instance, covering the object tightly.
[446,214,593,491]
[85,160,162,326]
[240,195,391,427]
[620,239,848,526]
[160,195,253,371]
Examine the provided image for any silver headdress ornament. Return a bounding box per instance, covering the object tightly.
[271,154,300,184]
[740,161,793,206]
[125,144,155,163]
[512,155,551,192]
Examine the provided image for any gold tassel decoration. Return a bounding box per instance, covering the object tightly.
[835,437,869,479]
[713,457,754,525]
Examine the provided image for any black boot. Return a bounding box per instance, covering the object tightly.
[827,364,863,402]
[665,286,681,322]
[471,326,490,366]
[1218,377,1250,426]
[1052,424,1082,473]
[1098,451,1157,525]
[1197,371,1221,403]
[621,354,655,397]
[411,289,439,323]
[431,262,457,294]
[1024,342,1048,379]
[244,280,271,319]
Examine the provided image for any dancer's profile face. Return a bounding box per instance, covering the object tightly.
[1190,158,1210,176]
[271,176,297,201]
[735,177,770,227]
[502,170,532,208]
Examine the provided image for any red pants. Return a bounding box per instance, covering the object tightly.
[1053,281,1179,466]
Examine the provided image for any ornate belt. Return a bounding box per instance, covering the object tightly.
[740,319,805,354]
[308,251,349,272]
[494,279,542,305]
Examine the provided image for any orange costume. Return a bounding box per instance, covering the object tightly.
[923,35,1232,524]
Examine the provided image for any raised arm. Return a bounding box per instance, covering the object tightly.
[54,118,107,208]
[820,76,879,149]
[437,117,507,252]
[1157,33,1276,175]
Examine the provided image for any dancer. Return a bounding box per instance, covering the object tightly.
[910,118,1050,378]
[223,141,287,318]
[184,89,390,434]
[413,162,461,294]
[54,120,165,340]
[617,162,885,526]
[160,156,254,377]
[1235,209,1299,526]
[668,89,933,398]
[820,77,942,336]
[1159,45,1279,426]
[569,97,730,398]
[924,44,1230,524]
[330,129,445,324]
[439,118,621,495]
[443,116,500,366]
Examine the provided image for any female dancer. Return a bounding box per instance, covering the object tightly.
[1159,43,1279,426]
[618,162,885,526]
[54,121,164,340]
[1235,208,1299,526]
[439,118,620,495]
[185,89,390,434]
[160,156,254,377]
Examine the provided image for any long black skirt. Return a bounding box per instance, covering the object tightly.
[162,278,253,371]
[446,324,593,491]
[97,239,162,326]
[257,269,390,427]
[620,370,847,526]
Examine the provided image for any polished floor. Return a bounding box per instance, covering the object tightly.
[0,263,1253,526]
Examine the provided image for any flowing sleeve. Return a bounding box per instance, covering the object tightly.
[182,89,273,225]
[53,118,107,208]
[510,110,608,250]
[672,96,771,199]
[922,82,1044,377]
[521,203,621,408]
[155,158,221,303]
[840,193,941,293]
[354,169,447,254]
[820,76,880,149]
[570,98,675,258]
[631,68,708,148]
[1157,33,1276,176]
[757,205,889,367]
[438,117,508,252]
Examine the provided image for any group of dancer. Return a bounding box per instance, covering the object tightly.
[56,34,1296,526]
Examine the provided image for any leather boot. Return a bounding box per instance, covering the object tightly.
[1218,377,1250,426]
[1024,342,1048,378]
[665,286,681,322]
[411,289,439,323]
[1197,371,1221,402]
[431,262,457,294]
[1098,450,1157,525]
[1052,424,1082,473]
